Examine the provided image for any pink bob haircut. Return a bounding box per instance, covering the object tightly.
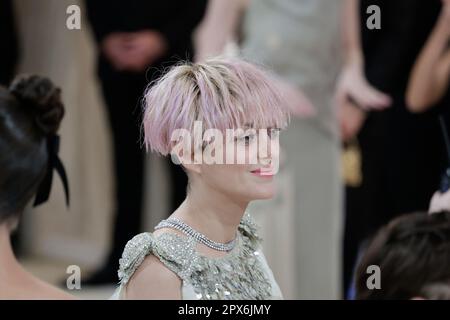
[142,57,290,156]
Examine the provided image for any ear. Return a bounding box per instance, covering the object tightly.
[172,144,202,175]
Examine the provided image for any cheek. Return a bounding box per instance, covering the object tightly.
[202,165,276,200]
[222,165,250,188]
[202,165,247,190]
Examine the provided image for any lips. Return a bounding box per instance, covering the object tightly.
[251,166,275,177]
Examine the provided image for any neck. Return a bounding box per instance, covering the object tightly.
[0,222,25,281]
[0,216,73,299]
[172,180,248,243]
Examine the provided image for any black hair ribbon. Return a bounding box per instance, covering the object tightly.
[33,134,70,207]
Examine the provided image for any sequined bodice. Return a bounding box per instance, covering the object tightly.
[115,214,283,300]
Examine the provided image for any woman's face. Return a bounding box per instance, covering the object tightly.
[193,128,280,202]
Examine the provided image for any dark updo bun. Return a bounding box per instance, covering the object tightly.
[0,75,65,225]
[9,75,64,135]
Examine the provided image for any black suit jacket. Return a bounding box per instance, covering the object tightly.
[0,0,19,86]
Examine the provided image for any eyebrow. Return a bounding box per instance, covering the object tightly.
[242,123,255,129]
[242,123,280,129]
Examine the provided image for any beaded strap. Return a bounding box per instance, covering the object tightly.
[155,218,237,252]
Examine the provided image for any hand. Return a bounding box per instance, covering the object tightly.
[335,62,392,111]
[429,189,450,214]
[339,99,367,142]
[442,0,450,14]
[120,31,168,72]
[101,31,168,72]
[101,33,133,71]
[274,77,316,118]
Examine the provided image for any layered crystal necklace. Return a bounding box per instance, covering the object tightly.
[155,218,237,252]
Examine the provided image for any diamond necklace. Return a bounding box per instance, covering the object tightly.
[154,218,237,252]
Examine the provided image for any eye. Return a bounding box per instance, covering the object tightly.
[239,133,256,145]
[268,128,280,139]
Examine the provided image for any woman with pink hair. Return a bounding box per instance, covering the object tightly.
[112,58,289,300]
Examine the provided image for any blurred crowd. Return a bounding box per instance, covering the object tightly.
[0,0,449,300]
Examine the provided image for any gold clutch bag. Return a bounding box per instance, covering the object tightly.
[342,139,363,187]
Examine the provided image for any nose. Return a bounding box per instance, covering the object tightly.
[267,139,280,161]
[258,130,280,173]
[257,129,280,161]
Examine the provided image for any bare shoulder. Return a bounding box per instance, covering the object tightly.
[0,275,77,300]
[40,282,77,300]
[125,253,182,300]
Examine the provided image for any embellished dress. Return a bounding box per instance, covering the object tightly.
[111,214,283,300]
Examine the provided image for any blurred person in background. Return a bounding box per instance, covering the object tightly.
[196,0,343,299]
[0,75,73,299]
[84,0,207,285]
[338,0,448,297]
[0,0,19,86]
[0,0,21,254]
[355,211,450,300]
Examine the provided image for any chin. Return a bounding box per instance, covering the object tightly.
[248,187,276,200]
